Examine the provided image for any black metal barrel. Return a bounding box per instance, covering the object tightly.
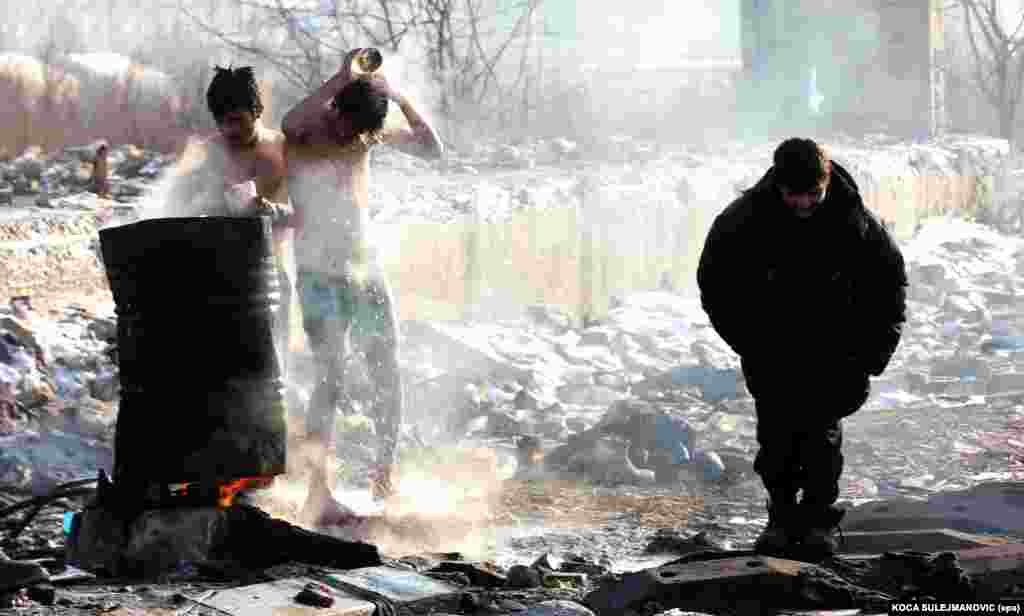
[99,216,286,492]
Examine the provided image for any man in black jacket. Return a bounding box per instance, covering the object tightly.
[697,138,907,558]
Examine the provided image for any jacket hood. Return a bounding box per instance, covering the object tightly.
[748,159,862,216]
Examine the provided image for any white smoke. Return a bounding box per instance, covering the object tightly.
[135,135,221,221]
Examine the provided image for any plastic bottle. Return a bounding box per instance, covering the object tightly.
[62,511,77,535]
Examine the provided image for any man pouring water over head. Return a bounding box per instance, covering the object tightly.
[281,48,444,522]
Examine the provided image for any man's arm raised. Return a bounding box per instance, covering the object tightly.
[282,49,359,143]
[373,76,444,161]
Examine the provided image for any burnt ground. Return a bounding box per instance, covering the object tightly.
[2,453,1023,615]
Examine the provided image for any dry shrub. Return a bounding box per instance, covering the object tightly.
[0,55,193,156]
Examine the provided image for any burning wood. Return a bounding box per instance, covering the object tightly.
[166,477,276,509]
[217,477,274,509]
[67,483,384,577]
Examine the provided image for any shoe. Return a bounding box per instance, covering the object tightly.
[753,501,799,556]
[800,504,845,560]
[0,560,48,594]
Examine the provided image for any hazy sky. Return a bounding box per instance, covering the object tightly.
[999,0,1024,30]
[545,0,740,64]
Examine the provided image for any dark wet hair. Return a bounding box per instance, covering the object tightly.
[206,66,263,121]
[773,137,831,192]
[331,79,388,136]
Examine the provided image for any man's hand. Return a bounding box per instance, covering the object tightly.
[283,49,365,142]
[248,196,294,224]
[371,73,444,160]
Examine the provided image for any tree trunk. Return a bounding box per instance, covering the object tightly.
[1000,102,1016,150]
[436,9,451,117]
[107,0,116,50]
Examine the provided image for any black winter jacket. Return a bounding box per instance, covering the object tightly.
[696,161,907,412]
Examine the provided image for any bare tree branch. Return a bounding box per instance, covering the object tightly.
[177,0,544,132]
[958,0,1024,145]
[963,0,1000,102]
[179,2,316,91]
[464,0,502,102]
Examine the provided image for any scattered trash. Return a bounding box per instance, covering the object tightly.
[0,135,1022,613]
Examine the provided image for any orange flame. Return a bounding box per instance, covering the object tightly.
[217,477,275,508]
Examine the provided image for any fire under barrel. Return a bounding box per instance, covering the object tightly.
[99,216,286,499]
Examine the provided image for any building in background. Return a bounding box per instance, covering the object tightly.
[739,0,947,139]
[0,0,968,143]
[507,0,743,140]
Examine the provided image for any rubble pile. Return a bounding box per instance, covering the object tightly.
[0,212,105,290]
[382,132,1007,179]
[0,143,170,210]
[852,218,1024,490]
[0,301,117,497]
[370,133,1007,226]
[0,142,165,302]
[405,216,1022,476]
[0,215,1021,532]
[0,215,98,244]
[0,135,1021,612]
[394,215,1024,560]
[0,134,1010,323]
[0,133,1007,225]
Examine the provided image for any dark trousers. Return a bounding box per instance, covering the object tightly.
[753,401,844,509]
[743,354,869,515]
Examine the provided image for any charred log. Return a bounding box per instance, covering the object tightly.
[221,504,382,570]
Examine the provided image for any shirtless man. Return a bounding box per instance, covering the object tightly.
[281,49,443,518]
[179,66,296,376]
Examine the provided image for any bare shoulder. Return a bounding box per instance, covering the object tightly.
[198,133,228,152]
[287,138,366,167]
[259,126,287,147]
[174,134,221,174]
[248,131,286,184]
